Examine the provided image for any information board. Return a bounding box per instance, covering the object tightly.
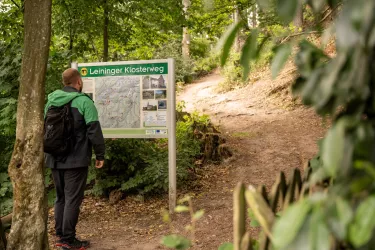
[74,59,177,212]
[75,59,175,139]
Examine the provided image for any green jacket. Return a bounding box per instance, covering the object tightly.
[44,86,105,169]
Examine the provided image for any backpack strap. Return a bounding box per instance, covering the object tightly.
[67,95,81,107]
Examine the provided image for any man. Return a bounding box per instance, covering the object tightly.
[45,68,105,249]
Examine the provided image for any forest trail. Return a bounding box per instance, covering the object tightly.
[50,65,326,250]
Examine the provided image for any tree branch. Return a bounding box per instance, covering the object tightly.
[280,31,322,44]
[320,4,342,24]
[10,0,21,9]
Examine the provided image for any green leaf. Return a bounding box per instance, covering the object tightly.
[309,210,330,250]
[240,29,258,80]
[256,0,271,10]
[272,199,312,249]
[354,161,375,180]
[218,22,243,66]
[162,235,191,250]
[175,205,190,213]
[349,196,375,247]
[310,0,327,12]
[218,242,234,250]
[193,209,204,220]
[321,119,347,177]
[329,198,353,240]
[162,209,171,223]
[250,219,260,227]
[47,190,56,207]
[271,44,292,79]
[0,173,9,182]
[277,0,298,23]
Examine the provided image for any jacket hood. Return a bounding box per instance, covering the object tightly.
[44,90,85,115]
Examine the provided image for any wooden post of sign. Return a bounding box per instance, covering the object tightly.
[168,58,177,213]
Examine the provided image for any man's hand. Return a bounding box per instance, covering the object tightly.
[95,160,104,169]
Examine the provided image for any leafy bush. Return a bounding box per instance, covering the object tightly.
[153,39,195,83]
[0,135,14,216]
[218,52,244,92]
[87,107,209,197]
[0,42,20,216]
[190,37,211,59]
[153,38,219,83]
[193,52,220,77]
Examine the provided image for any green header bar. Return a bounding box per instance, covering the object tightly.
[78,63,168,77]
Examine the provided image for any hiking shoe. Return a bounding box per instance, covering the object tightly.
[55,236,63,247]
[58,238,90,249]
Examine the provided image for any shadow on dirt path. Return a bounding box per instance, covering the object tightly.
[50,67,326,250]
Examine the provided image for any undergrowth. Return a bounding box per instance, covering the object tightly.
[87,104,211,197]
[0,103,215,216]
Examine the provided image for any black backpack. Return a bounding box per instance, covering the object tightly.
[44,98,77,161]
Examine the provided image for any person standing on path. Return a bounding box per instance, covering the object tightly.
[44,68,105,249]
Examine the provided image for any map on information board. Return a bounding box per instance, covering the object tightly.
[77,60,174,138]
[95,76,140,128]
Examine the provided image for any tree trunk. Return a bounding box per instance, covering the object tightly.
[6,0,51,249]
[294,3,303,28]
[103,0,109,62]
[234,6,240,52]
[182,0,190,60]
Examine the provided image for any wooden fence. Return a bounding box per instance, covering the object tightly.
[233,163,312,250]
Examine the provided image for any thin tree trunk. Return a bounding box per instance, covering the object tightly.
[182,0,190,60]
[62,0,73,63]
[6,0,51,249]
[103,0,109,62]
[234,6,240,52]
[252,4,257,27]
[294,3,303,28]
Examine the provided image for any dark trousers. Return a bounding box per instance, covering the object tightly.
[52,167,88,241]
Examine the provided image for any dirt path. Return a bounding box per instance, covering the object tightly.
[50,66,326,250]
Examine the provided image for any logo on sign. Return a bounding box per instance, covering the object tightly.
[80,68,88,76]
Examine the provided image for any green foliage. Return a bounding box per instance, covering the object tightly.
[0,37,20,216]
[162,235,191,250]
[219,22,243,67]
[218,53,244,92]
[153,40,195,83]
[277,0,298,23]
[153,38,219,83]
[193,53,220,77]
[218,242,233,250]
[0,0,223,216]
[190,37,211,59]
[349,196,375,248]
[271,43,292,78]
[189,0,233,40]
[272,199,312,248]
[240,29,260,79]
[0,162,13,216]
[225,0,375,249]
[87,109,207,197]
[162,195,205,249]
[0,43,21,134]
